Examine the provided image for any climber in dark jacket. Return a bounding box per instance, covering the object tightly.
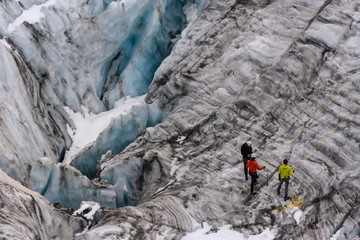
[246,153,265,194]
[241,141,253,180]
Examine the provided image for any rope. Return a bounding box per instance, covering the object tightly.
[245,70,359,212]
[274,97,360,214]
[294,97,360,170]
[265,69,360,166]
[317,168,327,175]
[272,185,306,214]
[267,70,360,214]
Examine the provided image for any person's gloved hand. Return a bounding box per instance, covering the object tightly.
[278,174,281,181]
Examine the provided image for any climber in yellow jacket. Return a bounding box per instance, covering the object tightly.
[277,159,293,201]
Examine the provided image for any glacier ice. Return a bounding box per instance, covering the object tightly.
[0,38,66,182]
[1,0,203,212]
[69,99,163,180]
[99,154,144,207]
[182,223,276,240]
[0,169,86,239]
[25,158,117,209]
[73,201,103,233]
[1,0,206,113]
[1,0,360,239]
[89,0,360,239]
[7,0,57,33]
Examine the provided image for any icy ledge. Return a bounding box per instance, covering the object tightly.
[1,0,208,114]
[24,96,163,209]
[68,96,163,180]
[25,158,117,209]
[0,169,86,239]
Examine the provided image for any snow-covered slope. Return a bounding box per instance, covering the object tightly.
[1,0,360,239]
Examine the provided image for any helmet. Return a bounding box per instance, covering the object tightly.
[251,153,256,158]
[247,141,252,147]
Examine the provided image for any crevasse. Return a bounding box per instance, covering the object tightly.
[7,0,209,209]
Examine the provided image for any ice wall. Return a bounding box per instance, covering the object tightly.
[0,0,206,183]
[1,0,208,211]
[0,169,86,239]
[84,0,360,238]
[0,0,215,236]
[99,154,144,207]
[0,0,207,113]
[0,38,67,181]
[70,101,162,179]
[26,158,117,209]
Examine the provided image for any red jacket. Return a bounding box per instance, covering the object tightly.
[246,160,264,173]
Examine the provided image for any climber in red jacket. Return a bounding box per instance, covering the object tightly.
[246,153,265,194]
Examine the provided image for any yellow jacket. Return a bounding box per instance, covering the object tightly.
[278,164,293,178]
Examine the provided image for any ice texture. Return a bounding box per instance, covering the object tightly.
[0,38,66,182]
[1,0,360,239]
[1,0,200,214]
[0,169,86,239]
[25,158,117,209]
[88,0,360,238]
[70,100,162,180]
[1,0,205,113]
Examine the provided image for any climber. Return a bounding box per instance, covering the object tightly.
[277,159,294,201]
[241,141,253,180]
[246,153,265,194]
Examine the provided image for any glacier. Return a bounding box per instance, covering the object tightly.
[1,0,205,208]
[1,0,360,239]
[0,168,87,239]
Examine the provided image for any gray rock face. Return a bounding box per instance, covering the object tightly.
[1,0,360,239]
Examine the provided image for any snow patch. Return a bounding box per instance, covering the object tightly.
[294,210,303,224]
[175,136,186,143]
[0,38,12,50]
[182,223,276,240]
[0,169,50,204]
[63,95,145,164]
[123,184,128,193]
[330,229,342,240]
[7,0,57,33]
[73,201,101,221]
[302,22,346,50]
[74,201,102,236]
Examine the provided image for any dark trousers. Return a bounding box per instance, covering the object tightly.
[277,177,289,197]
[249,172,258,192]
[243,158,249,179]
